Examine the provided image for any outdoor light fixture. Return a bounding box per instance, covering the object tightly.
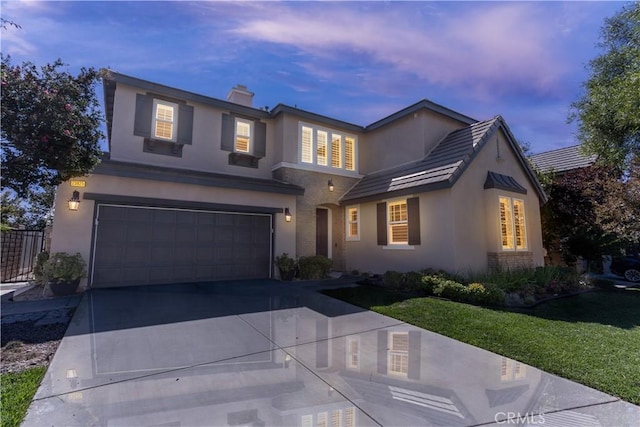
[68,191,80,211]
[284,208,292,222]
[328,179,334,192]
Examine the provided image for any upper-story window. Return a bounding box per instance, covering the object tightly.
[299,122,357,172]
[235,118,253,153]
[134,93,194,158]
[152,100,179,142]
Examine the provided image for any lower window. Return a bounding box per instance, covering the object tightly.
[499,196,527,250]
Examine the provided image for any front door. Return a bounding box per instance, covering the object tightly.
[316,208,328,257]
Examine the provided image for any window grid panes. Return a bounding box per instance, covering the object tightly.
[345,137,355,171]
[298,123,356,172]
[317,131,328,166]
[235,120,251,153]
[388,201,408,244]
[389,332,409,376]
[301,126,313,163]
[154,102,176,140]
[499,197,527,251]
[331,134,342,168]
[347,206,359,239]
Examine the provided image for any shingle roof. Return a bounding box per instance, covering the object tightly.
[341,117,502,203]
[529,145,597,173]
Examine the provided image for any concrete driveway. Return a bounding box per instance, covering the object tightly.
[24,280,639,426]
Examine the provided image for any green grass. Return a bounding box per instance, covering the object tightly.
[324,286,640,404]
[1,367,46,427]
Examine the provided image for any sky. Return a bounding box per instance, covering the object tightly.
[0,1,629,154]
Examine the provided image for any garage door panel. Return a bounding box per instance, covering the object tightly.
[92,206,272,287]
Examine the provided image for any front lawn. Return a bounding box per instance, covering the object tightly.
[323,286,640,405]
[0,366,46,427]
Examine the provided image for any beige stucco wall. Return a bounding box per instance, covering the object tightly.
[50,174,297,288]
[360,110,465,174]
[345,189,457,275]
[450,129,544,273]
[108,84,275,180]
[344,130,544,276]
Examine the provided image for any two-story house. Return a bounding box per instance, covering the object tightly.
[48,71,547,288]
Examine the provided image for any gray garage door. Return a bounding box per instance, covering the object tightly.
[91,205,272,288]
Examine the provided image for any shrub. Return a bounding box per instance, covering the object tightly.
[40,252,86,283]
[383,271,404,290]
[298,255,332,280]
[433,280,469,301]
[476,283,506,306]
[404,271,423,291]
[33,251,49,285]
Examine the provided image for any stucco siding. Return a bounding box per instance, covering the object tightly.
[451,129,544,272]
[108,84,274,180]
[50,174,296,288]
[361,110,465,175]
[344,190,456,275]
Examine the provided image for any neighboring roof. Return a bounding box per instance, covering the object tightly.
[529,145,597,173]
[93,157,305,196]
[341,116,547,204]
[484,171,527,195]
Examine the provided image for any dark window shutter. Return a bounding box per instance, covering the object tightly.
[377,202,387,246]
[407,197,421,245]
[177,103,194,145]
[254,120,266,157]
[408,330,422,380]
[377,330,388,375]
[221,114,235,152]
[134,93,153,138]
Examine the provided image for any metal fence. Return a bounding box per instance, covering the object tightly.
[1,229,45,283]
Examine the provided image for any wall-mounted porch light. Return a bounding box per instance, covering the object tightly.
[284,208,292,222]
[68,191,80,211]
[328,179,334,192]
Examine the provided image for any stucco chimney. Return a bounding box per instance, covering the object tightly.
[227,84,254,107]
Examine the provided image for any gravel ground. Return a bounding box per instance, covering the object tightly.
[0,288,74,373]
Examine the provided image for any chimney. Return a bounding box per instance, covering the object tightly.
[227,84,254,107]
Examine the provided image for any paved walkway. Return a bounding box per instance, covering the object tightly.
[15,279,640,426]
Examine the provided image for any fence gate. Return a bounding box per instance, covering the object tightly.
[1,229,45,283]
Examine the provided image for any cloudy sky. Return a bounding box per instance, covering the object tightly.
[1,1,627,154]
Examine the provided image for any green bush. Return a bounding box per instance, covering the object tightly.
[404,271,423,291]
[298,255,332,280]
[33,251,49,285]
[474,283,506,306]
[383,271,404,290]
[433,280,469,301]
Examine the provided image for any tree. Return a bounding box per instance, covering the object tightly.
[1,56,104,197]
[540,163,640,267]
[569,3,640,168]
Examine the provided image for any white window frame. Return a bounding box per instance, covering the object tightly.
[234,118,253,154]
[346,336,360,369]
[499,196,527,251]
[331,133,342,169]
[345,205,360,241]
[152,99,178,142]
[298,122,358,172]
[301,126,314,164]
[388,200,408,245]
[388,332,409,376]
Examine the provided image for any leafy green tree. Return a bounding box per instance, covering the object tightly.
[569,3,640,168]
[1,56,104,197]
[540,163,640,267]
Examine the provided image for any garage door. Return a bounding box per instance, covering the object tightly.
[91,205,272,288]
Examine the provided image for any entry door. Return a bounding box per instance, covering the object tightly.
[316,208,328,257]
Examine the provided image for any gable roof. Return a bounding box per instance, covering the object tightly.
[341,116,547,204]
[529,145,597,174]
